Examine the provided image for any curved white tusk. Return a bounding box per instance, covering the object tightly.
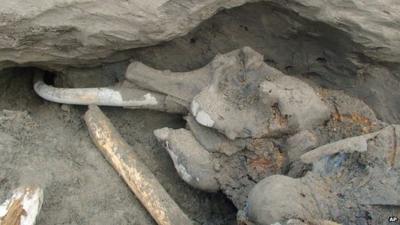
[33,74,187,113]
[34,76,155,106]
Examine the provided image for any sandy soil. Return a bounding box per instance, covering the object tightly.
[0,67,236,225]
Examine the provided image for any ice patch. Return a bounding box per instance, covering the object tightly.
[195,110,215,127]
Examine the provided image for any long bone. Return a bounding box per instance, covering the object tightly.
[84,105,193,225]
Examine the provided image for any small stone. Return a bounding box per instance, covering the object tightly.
[61,104,70,112]
[214,161,221,172]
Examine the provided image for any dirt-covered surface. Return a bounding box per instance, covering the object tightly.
[0,67,237,225]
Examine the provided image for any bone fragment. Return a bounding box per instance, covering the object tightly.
[0,186,43,225]
[84,105,193,225]
[300,130,380,164]
[125,61,212,104]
